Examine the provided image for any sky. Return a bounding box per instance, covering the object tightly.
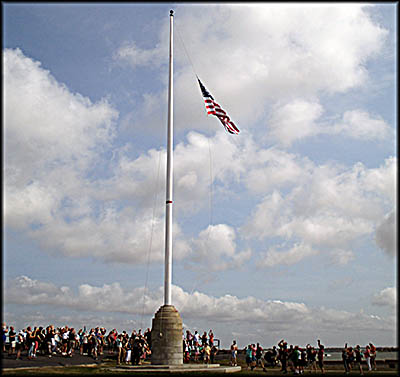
[2,2,397,348]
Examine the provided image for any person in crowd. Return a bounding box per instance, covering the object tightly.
[251,343,257,370]
[255,342,265,370]
[317,339,325,374]
[89,329,98,360]
[131,335,141,365]
[278,339,288,373]
[144,328,151,349]
[183,338,190,363]
[287,344,295,372]
[210,343,218,364]
[121,332,129,365]
[347,346,355,372]
[44,326,55,357]
[201,331,208,346]
[82,330,89,355]
[203,342,211,364]
[194,330,200,347]
[230,339,238,366]
[299,346,307,374]
[208,330,214,346]
[15,332,24,360]
[342,343,350,374]
[199,342,205,362]
[67,328,77,357]
[193,340,200,362]
[125,335,132,364]
[186,330,193,348]
[61,327,69,355]
[7,326,16,356]
[306,344,317,373]
[245,344,253,370]
[364,344,372,372]
[106,329,117,354]
[27,327,36,359]
[2,323,8,353]
[354,345,364,375]
[264,347,278,367]
[369,343,377,370]
[116,333,123,365]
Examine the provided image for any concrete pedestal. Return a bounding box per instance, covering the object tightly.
[151,305,183,365]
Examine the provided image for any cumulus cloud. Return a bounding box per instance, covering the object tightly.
[372,287,396,309]
[4,276,396,346]
[189,224,251,271]
[329,249,355,265]
[268,100,323,147]
[4,48,117,178]
[3,4,395,272]
[266,102,392,147]
[243,157,396,266]
[4,48,243,267]
[243,148,313,194]
[113,41,165,69]
[4,48,118,230]
[259,243,319,267]
[331,110,392,140]
[115,4,388,135]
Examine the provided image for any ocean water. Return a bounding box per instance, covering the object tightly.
[324,351,397,361]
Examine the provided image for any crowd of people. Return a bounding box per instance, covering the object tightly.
[2,322,379,374]
[1,323,152,365]
[183,329,218,363]
[230,338,378,375]
[342,342,377,375]
[2,322,218,365]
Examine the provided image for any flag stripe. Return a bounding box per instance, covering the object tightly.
[197,78,239,134]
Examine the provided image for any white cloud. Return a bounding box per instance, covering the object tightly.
[329,249,355,265]
[243,157,396,262]
[259,243,319,267]
[372,287,396,309]
[123,4,388,134]
[244,148,313,194]
[361,156,397,203]
[331,109,392,140]
[4,276,396,346]
[113,41,165,69]
[268,100,323,147]
[4,48,118,231]
[266,103,392,147]
[4,48,117,177]
[189,224,251,271]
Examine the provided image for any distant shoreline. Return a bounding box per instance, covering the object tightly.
[220,347,398,353]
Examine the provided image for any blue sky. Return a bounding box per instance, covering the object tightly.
[3,3,397,348]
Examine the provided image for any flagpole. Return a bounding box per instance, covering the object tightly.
[164,9,174,306]
[150,10,182,366]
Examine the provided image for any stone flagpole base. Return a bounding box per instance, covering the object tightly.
[151,305,183,365]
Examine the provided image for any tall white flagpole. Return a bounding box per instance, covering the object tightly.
[164,9,174,306]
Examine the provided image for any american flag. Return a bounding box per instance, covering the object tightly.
[197,78,240,134]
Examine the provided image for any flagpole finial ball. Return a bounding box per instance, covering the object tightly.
[170,10,174,16]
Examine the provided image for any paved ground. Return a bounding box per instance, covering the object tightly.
[1,352,111,369]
